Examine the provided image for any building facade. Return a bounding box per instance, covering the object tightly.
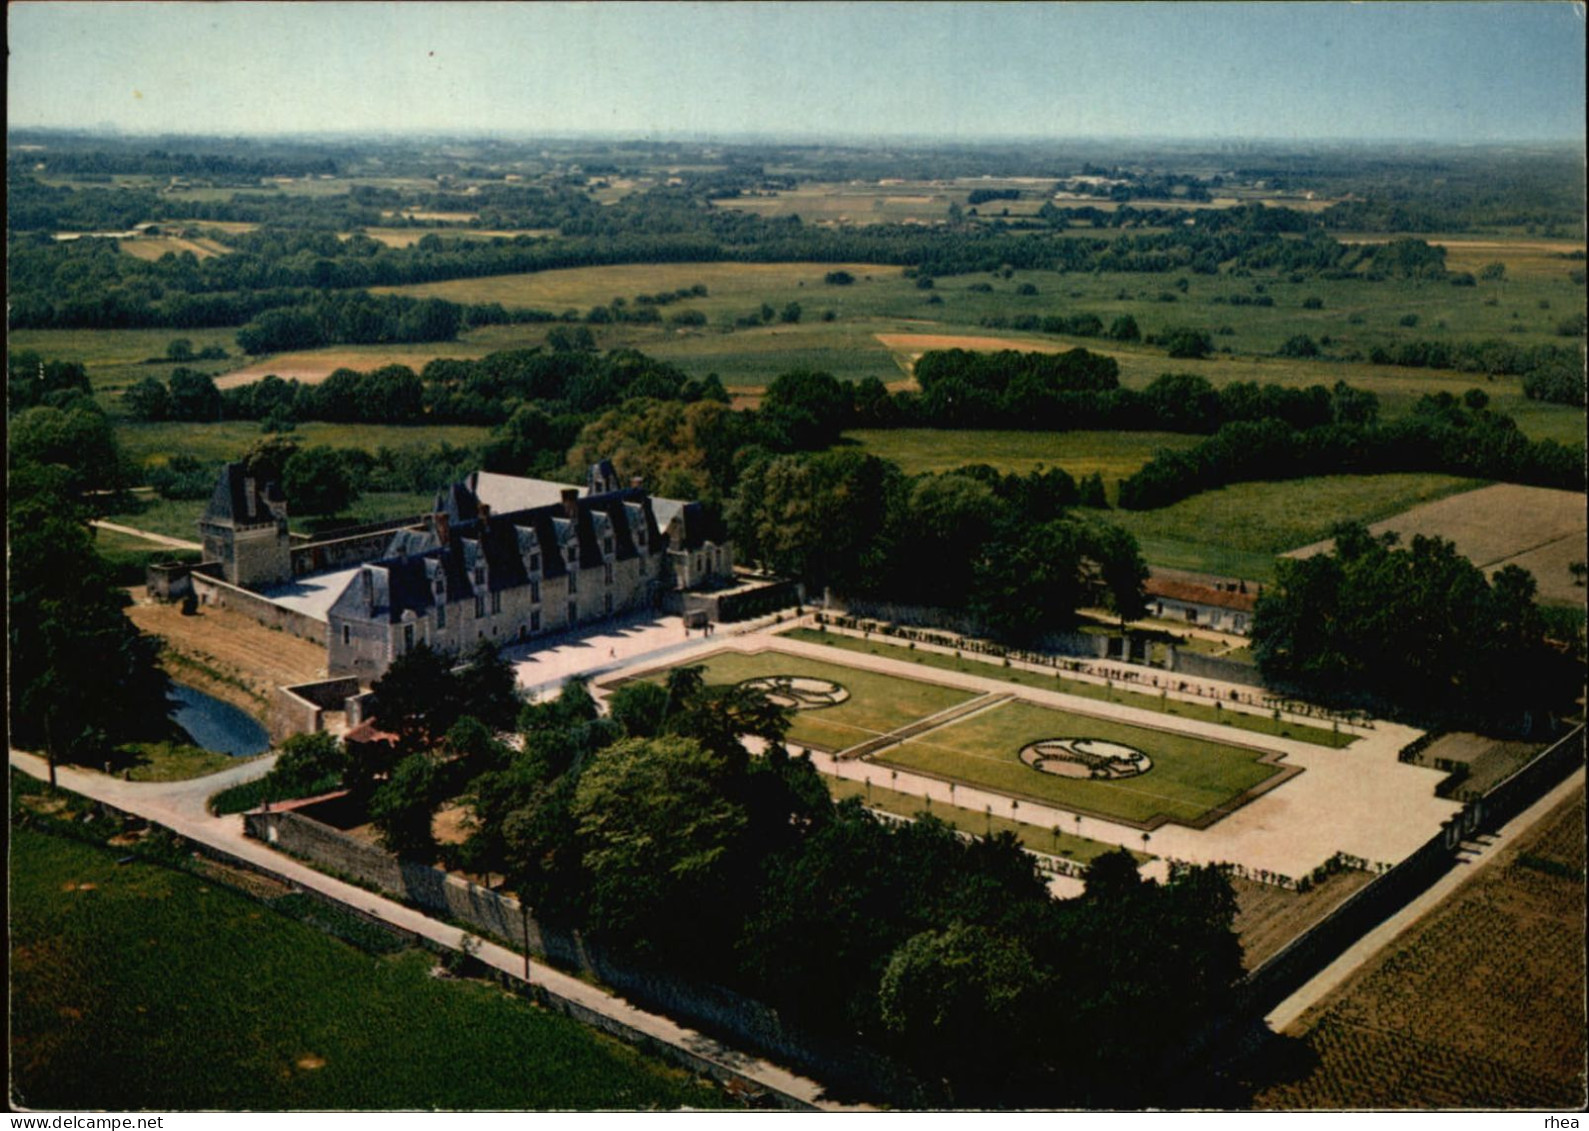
[1143,576,1258,635]
[323,465,734,681]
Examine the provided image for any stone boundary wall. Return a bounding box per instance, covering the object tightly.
[1238,724,1585,1017]
[244,808,924,1106]
[291,524,421,578]
[834,600,1102,658]
[191,572,326,645]
[270,676,362,742]
[1165,647,1264,688]
[685,580,802,624]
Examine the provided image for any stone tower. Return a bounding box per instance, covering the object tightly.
[198,462,292,588]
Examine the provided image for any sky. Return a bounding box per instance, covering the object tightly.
[6,1,1586,143]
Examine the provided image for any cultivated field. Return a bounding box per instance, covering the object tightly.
[7,816,726,1110]
[1255,785,1587,1109]
[1230,870,1378,972]
[877,698,1292,829]
[118,234,232,260]
[213,345,494,387]
[124,597,328,717]
[1286,483,1588,604]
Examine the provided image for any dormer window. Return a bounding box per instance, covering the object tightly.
[474,566,485,585]
[603,537,614,556]
[529,552,541,573]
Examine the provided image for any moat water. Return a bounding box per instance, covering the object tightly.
[171,684,270,757]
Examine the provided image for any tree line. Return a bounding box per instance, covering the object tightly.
[1117,391,1583,510]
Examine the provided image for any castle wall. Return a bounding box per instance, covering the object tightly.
[193,572,326,645]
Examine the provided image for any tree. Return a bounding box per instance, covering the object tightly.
[367,642,460,753]
[758,369,852,451]
[1108,314,1141,342]
[265,731,348,800]
[369,751,443,859]
[167,367,223,421]
[8,461,172,783]
[1161,326,1214,360]
[455,639,522,733]
[606,679,671,737]
[1252,521,1570,726]
[572,735,748,953]
[878,923,1046,1101]
[7,402,125,501]
[165,338,195,362]
[282,445,360,516]
[1077,471,1109,509]
[123,376,171,421]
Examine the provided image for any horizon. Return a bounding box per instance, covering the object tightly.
[8,2,1586,145]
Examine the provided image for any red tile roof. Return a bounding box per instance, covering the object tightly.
[1144,576,1258,613]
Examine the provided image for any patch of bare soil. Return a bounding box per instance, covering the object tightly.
[125,595,327,715]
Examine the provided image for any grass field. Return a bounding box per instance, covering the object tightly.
[118,420,491,472]
[104,488,440,541]
[876,698,1290,828]
[1101,474,1485,580]
[8,817,726,1110]
[1254,786,1586,1109]
[119,234,232,260]
[781,628,1353,748]
[824,775,1146,865]
[372,260,904,313]
[8,327,242,391]
[842,428,1203,483]
[642,649,977,752]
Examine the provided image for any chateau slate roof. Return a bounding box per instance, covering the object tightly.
[203,462,283,526]
[329,474,666,626]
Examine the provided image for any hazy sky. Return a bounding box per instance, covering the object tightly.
[7,2,1586,142]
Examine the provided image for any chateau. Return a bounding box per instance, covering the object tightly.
[184,461,736,682]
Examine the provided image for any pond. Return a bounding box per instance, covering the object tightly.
[170,684,270,757]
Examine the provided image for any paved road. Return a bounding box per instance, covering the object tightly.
[8,749,867,1111]
[1265,765,1587,1033]
[92,520,204,552]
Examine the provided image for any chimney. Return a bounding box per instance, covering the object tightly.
[561,487,579,519]
[478,502,491,532]
[631,474,644,490]
[362,567,374,614]
[433,512,450,547]
[243,476,257,519]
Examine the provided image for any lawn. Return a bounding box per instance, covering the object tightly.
[782,627,1353,749]
[842,428,1202,485]
[876,698,1290,829]
[643,649,978,753]
[824,775,1146,865]
[112,740,258,782]
[8,817,727,1111]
